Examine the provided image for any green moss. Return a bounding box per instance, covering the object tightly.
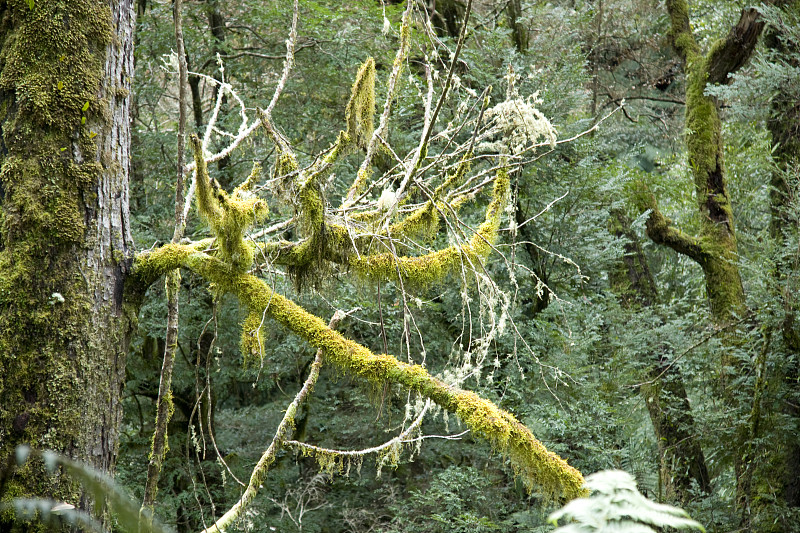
[0,1,134,513]
[350,167,510,287]
[274,151,299,179]
[189,136,269,271]
[0,0,112,133]
[241,308,266,364]
[132,164,583,501]
[684,61,721,197]
[345,58,376,151]
[132,250,587,499]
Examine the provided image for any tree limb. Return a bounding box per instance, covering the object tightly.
[665,0,700,63]
[631,182,707,265]
[707,8,765,86]
[132,245,587,502]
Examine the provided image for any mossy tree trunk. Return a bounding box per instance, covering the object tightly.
[0,0,134,516]
[639,3,762,325]
[609,210,710,503]
[632,1,765,524]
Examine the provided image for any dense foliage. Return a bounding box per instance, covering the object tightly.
[111,1,800,532]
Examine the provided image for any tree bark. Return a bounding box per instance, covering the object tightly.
[0,0,134,515]
[609,211,710,503]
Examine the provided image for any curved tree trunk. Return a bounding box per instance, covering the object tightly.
[0,0,134,515]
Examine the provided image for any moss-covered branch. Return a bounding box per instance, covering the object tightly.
[665,0,700,63]
[132,244,586,501]
[344,2,413,204]
[630,182,707,265]
[706,8,764,86]
[349,167,509,285]
[650,0,748,323]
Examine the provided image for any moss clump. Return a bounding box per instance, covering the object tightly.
[345,58,376,151]
[241,308,266,364]
[190,136,269,272]
[273,151,299,180]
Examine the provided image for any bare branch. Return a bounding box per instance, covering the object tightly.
[199,310,345,533]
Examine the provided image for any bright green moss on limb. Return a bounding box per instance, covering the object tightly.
[132,244,587,501]
[350,167,510,285]
[345,57,376,151]
[629,181,707,265]
[188,135,268,271]
[665,0,700,62]
[344,4,412,205]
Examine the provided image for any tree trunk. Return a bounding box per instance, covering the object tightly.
[609,210,710,503]
[507,0,528,53]
[635,3,779,527]
[651,3,761,325]
[0,0,134,515]
[515,197,551,316]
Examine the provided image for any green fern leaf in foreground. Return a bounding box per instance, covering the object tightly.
[549,470,705,533]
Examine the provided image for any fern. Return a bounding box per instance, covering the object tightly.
[548,470,705,533]
[4,446,173,533]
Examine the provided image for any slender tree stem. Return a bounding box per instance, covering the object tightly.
[141,0,190,515]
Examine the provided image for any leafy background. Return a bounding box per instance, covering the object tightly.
[117,1,800,532]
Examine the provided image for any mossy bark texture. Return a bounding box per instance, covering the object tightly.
[635,2,777,527]
[0,0,134,515]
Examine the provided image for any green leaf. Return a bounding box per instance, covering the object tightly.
[27,0,33,9]
[548,471,705,533]
[57,81,63,91]
[81,117,86,125]
[81,101,90,112]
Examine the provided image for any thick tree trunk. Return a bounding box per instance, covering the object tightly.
[0,0,134,515]
[657,3,758,325]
